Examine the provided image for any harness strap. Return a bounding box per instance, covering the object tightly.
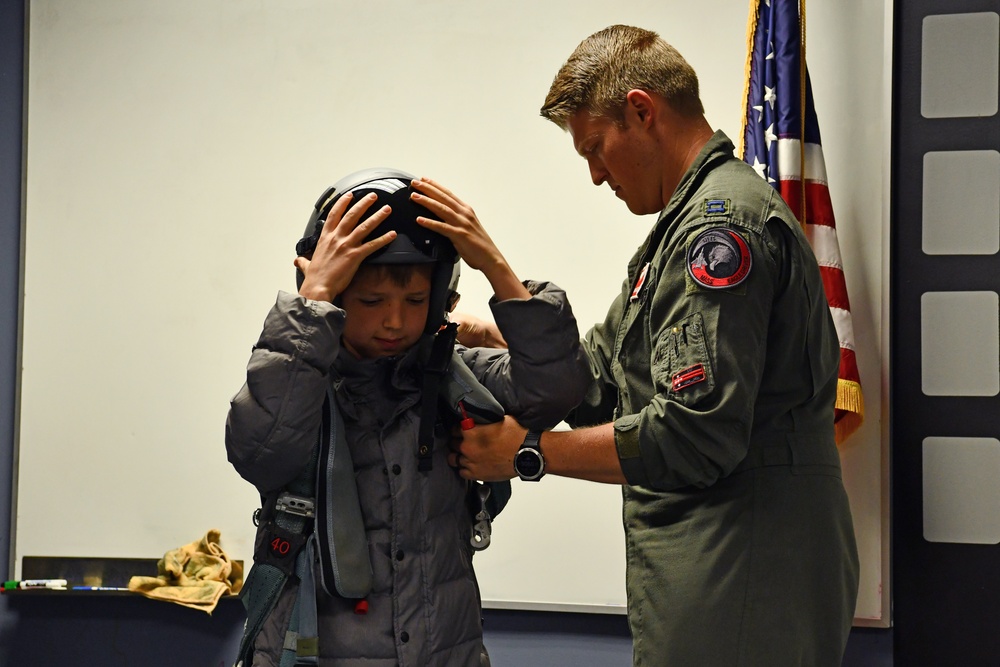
[418,323,458,471]
[280,536,319,666]
[235,561,289,667]
[315,388,373,598]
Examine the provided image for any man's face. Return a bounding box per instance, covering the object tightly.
[567,108,662,215]
[340,266,431,359]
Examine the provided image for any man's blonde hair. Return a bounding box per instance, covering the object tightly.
[540,25,704,129]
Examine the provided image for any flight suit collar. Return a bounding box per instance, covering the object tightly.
[629,130,736,277]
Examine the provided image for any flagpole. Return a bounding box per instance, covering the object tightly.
[799,0,807,229]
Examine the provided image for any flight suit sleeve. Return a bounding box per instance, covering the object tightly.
[615,220,782,490]
[225,291,344,493]
[564,281,628,428]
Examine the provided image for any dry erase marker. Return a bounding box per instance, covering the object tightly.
[72,586,130,591]
[2,579,68,591]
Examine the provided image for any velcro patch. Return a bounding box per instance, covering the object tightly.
[687,227,752,289]
[672,364,707,392]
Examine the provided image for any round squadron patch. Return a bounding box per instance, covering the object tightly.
[686,227,752,289]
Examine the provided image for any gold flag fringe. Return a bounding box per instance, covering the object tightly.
[738,0,761,159]
[835,379,865,445]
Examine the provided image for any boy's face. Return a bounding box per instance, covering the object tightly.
[340,265,432,359]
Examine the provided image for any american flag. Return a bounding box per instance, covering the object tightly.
[740,0,864,443]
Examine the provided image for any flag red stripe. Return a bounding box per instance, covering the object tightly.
[819,266,851,311]
[778,180,803,219]
[805,182,836,228]
[839,346,861,387]
[776,179,836,229]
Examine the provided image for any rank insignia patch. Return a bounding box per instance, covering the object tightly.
[704,199,730,216]
[687,227,752,289]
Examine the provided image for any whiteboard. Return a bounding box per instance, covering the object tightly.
[16,0,889,620]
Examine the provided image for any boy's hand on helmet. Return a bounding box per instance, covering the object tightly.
[410,178,531,302]
[408,178,503,272]
[295,193,397,303]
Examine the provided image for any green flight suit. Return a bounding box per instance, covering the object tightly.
[567,131,860,666]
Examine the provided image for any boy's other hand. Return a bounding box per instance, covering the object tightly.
[409,178,530,302]
[452,312,507,349]
[408,178,499,272]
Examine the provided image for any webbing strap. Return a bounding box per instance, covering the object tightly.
[236,562,289,666]
[418,323,458,471]
[315,388,373,599]
[280,537,319,666]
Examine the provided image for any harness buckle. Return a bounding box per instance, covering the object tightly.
[275,492,315,518]
[471,511,492,550]
[470,483,492,550]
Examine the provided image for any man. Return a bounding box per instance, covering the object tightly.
[449,24,860,666]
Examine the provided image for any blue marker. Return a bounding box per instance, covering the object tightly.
[72,586,130,591]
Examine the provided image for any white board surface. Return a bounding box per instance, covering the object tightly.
[17,0,888,620]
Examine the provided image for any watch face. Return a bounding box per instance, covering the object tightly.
[515,448,543,479]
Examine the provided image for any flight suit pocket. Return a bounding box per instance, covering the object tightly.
[652,312,715,406]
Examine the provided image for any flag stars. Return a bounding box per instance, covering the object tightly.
[753,104,764,122]
[751,156,768,180]
[764,86,776,108]
[764,123,777,150]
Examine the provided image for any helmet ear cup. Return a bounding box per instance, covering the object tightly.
[295,184,338,290]
[426,258,461,334]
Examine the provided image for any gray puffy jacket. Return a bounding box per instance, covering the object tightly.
[226,281,589,666]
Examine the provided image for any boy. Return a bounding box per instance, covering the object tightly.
[226,168,588,666]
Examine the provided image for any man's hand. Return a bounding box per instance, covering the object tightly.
[448,415,527,481]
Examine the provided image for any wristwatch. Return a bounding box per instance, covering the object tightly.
[513,431,545,481]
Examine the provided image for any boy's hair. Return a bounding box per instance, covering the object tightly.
[540,24,704,129]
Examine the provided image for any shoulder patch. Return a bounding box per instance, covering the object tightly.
[686,227,752,289]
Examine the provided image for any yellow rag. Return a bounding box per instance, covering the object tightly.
[128,529,244,614]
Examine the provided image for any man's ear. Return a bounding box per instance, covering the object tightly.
[625,89,656,126]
